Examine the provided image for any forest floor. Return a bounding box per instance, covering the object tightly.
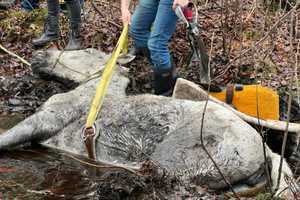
[1,0,300,116]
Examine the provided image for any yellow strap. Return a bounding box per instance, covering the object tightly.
[85,24,129,128]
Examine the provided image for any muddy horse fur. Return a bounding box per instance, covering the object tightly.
[0,49,297,198]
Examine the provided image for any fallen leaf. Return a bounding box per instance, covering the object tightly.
[0,167,16,173]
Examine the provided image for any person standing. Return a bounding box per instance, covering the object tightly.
[120,0,188,95]
[32,0,81,50]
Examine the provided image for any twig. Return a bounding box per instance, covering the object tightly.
[199,33,240,199]
[50,49,65,71]
[106,19,122,29]
[244,0,257,23]
[90,0,105,18]
[274,86,293,193]
[255,85,273,190]
[274,11,295,193]
[276,175,299,198]
[213,5,300,81]
[227,0,240,56]
[252,42,272,190]
[57,60,90,77]
[0,43,31,66]
[90,0,120,10]
[89,0,122,31]
[294,15,300,105]
[63,152,141,175]
[220,0,228,55]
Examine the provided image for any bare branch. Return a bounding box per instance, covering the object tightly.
[199,33,240,199]
[0,43,31,66]
[213,4,300,81]
[274,11,295,194]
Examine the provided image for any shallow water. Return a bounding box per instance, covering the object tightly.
[0,73,100,199]
[0,114,155,200]
[0,147,103,200]
[0,114,25,132]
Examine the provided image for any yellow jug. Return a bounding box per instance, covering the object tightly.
[209,84,279,120]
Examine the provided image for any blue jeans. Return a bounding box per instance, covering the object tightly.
[21,0,39,11]
[130,0,178,71]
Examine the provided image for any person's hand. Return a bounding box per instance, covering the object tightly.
[121,8,131,25]
[172,0,189,10]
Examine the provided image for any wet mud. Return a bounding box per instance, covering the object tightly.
[0,74,71,116]
[0,147,209,200]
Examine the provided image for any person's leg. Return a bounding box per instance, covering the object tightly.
[21,0,39,11]
[65,0,81,50]
[47,0,59,16]
[32,0,60,46]
[130,0,158,50]
[147,0,177,70]
[147,0,178,95]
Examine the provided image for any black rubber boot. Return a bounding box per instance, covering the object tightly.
[32,16,59,47]
[65,0,81,50]
[65,25,81,50]
[153,64,177,96]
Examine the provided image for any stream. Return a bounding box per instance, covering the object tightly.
[0,146,101,200]
[0,116,172,200]
[0,115,158,200]
[0,75,103,200]
[0,74,184,200]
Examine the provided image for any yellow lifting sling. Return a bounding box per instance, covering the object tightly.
[82,24,129,160]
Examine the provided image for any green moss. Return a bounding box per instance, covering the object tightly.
[243,30,261,40]
[26,8,48,26]
[0,8,47,39]
[256,193,283,200]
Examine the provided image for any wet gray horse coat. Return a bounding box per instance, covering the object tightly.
[0,50,295,195]
[0,70,265,189]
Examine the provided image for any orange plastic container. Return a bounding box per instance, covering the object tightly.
[209,85,279,120]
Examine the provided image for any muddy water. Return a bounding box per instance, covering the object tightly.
[0,75,102,199]
[0,115,25,133]
[0,113,103,200]
[0,116,155,200]
[0,145,104,200]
